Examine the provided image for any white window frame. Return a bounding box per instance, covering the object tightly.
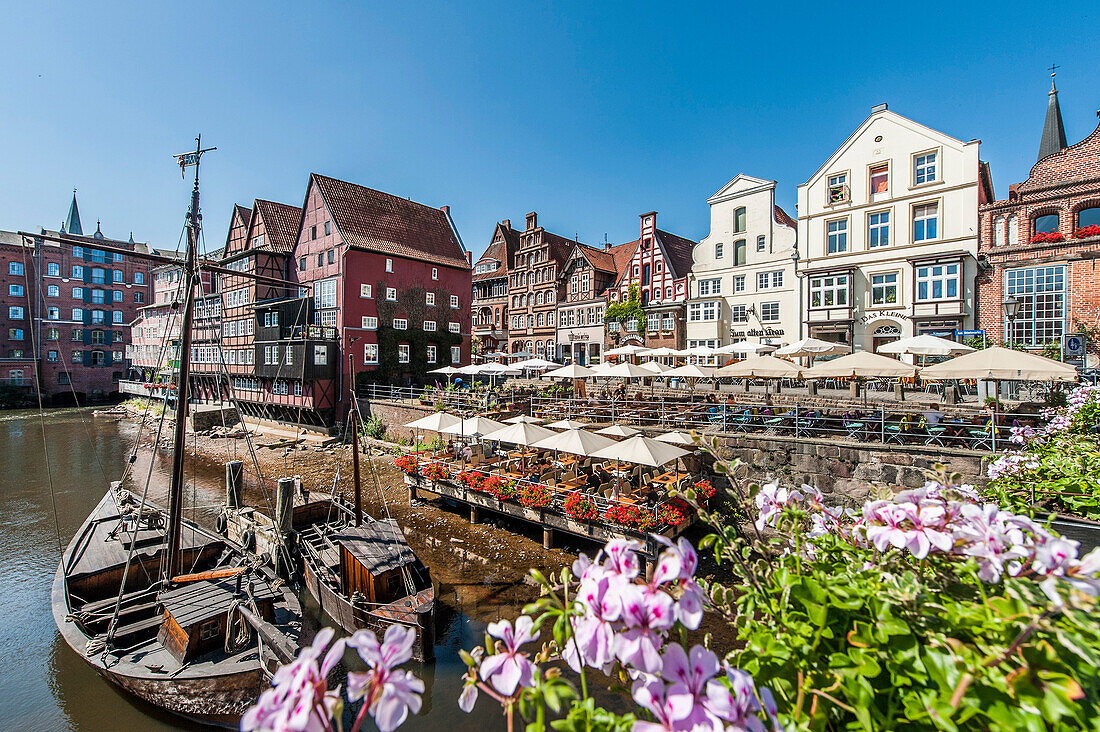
[915,262,960,302]
[826,218,848,254]
[397,344,410,363]
[912,202,940,243]
[759,302,780,323]
[393,318,408,330]
[423,320,437,331]
[360,284,373,298]
[868,210,891,248]
[385,258,393,272]
[426,345,437,364]
[313,345,328,365]
[870,272,899,306]
[362,316,378,330]
[364,343,379,364]
[698,278,721,297]
[809,275,849,308]
[913,149,939,186]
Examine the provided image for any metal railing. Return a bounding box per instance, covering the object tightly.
[361,383,501,413]
[530,395,1041,453]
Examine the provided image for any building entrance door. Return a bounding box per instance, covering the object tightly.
[871,323,901,354]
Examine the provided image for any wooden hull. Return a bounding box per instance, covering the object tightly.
[302,552,436,662]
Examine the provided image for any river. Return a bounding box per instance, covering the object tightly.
[0,409,538,731]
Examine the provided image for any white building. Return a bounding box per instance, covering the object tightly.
[688,175,799,353]
[796,103,992,353]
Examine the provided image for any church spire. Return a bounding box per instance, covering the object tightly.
[63,189,83,235]
[1038,68,1068,162]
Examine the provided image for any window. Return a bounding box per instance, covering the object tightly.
[135,292,144,303]
[869,211,890,248]
[1006,265,1066,346]
[71,329,82,341]
[9,284,23,297]
[734,240,746,265]
[756,235,766,252]
[688,301,719,322]
[46,284,59,297]
[113,270,123,283]
[451,346,461,364]
[225,287,251,308]
[450,294,459,308]
[314,345,328,365]
[397,344,409,363]
[8,262,23,276]
[314,277,337,309]
[916,263,959,301]
[134,272,144,285]
[8,328,23,340]
[112,311,123,324]
[431,267,438,280]
[112,291,123,302]
[285,345,293,365]
[72,265,84,278]
[714,243,724,259]
[72,308,83,321]
[427,345,437,363]
[647,313,660,332]
[1033,213,1059,235]
[869,164,889,195]
[1079,207,1100,229]
[448,321,460,333]
[760,302,780,322]
[317,253,324,267]
[698,278,721,296]
[757,270,783,290]
[91,268,106,284]
[47,350,58,362]
[310,225,317,240]
[733,275,745,293]
[47,262,59,276]
[827,219,848,253]
[264,311,279,328]
[809,275,849,307]
[914,152,937,184]
[58,372,71,385]
[423,320,437,331]
[300,257,307,271]
[385,258,393,272]
[264,345,276,364]
[360,284,373,298]
[72,287,83,299]
[273,380,289,396]
[728,304,747,323]
[324,220,331,236]
[91,289,106,304]
[537,312,545,327]
[8,306,23,320]
[733,207,747,233]
[362,316,378,329]
[426,292,436,306]
[385,287,397,301]
[364,343,379,364]
[827,173,849,203]
[913,203,939,242]
[47,327,59,339]
[90,351,105,366]
[393,318,408,330]
[871,273,899,305]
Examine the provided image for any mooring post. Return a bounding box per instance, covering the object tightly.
[225,460,244,509]
[542,527,553,550]
[470,505,480,524]
[409,482,418,502]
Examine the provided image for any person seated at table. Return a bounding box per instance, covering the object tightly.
[643,485,660,505]
[585,465,611,492]
[459,444,473,464]
[922,409,944,427]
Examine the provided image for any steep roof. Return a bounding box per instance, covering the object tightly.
[654,229,697,279]
[253,199,302,253]
[312,173,469,269]
[1038,76,1069,162]
[233,204,252,229]
[473,222,520,282]
[774,205,797,229]
[63,192,82,236]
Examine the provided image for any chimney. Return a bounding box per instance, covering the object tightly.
[502,219,510,229]
[465,251,472,265]
[525,212,537,231]
[604,234,611,250]
[441,205,450,215]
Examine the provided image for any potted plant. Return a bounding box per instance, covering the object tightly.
[393,455,418,476]
[564,493,599,522]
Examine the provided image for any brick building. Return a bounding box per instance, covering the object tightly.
[977,76,1100,366]
[606,212,695,350]
[506,212,576,358]
[0,193,153,402]
[471,220,520,357]
[556,239,636,364]
[128,264,213,380]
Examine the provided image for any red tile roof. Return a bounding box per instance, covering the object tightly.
[253,199,303,254]
[774,205,797,230]
[312,173,469,269]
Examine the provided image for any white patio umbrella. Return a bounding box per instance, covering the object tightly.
[716,355,802,379]
[595,424,642,438]
[543,364,596,379]
[512,357,559,370]
[589,362,617,376]
[441,416,507,437]
[507,351,535,359]
[503,414,543,424]
[480,362,521,374]
[683,345,720,357]
[876,334,977,357]
[776,337,851,358]
[428,365,461,374]
[664,364,717,379]
[531,428,617,456]
[404,412,461,431]
[455,363,484,375]
[645,346,680,357]
[590,434,691,467]
[605,345,651,356]
[802,350,918,379]
[717,341,776,355]
[546,419,589,430]
[481,422,558,446]
[654,430,696,445]
[671,348,695,357]
[601,362,654,379]
[638,360,670,374]
[919,346,1077,382]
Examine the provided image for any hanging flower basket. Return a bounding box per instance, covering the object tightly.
[393,455,418,476]
[1030,231,1065,244]
[518,484,553,509]
[564,493,599,521]
[692,480,716,503]
[421,464,451,481]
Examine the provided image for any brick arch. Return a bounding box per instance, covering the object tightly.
[1071,198,1100,228]
[1028,205,1065,234]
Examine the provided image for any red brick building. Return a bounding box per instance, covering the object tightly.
[977,77,1100,366]
[471,220,520,357]
[506,212,576,358]
[556,239,636,364]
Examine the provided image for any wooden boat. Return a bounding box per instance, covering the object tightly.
[50,139,304,726]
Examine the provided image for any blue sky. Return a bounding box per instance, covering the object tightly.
[1,1,1098,258]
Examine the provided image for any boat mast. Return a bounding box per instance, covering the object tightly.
[164,136,215,580]
[349,348,362,526]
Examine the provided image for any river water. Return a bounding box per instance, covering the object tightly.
[0,409,537,731]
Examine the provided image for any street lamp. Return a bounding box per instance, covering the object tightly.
[1002,295,1022,345]
[791,247,802,341]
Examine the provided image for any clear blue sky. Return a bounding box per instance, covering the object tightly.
[2,1,1098,258]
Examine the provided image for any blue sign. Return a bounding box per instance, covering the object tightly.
[955,329,984,337]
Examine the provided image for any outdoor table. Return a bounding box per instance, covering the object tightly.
[650,471,690,489]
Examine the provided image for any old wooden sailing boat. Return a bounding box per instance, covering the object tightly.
[50,139,302,726]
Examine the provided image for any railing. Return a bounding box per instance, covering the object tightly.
[361,383,496,413]
[529,395,1041,453]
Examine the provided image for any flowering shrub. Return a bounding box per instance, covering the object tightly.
[1030,230,1065,243]
[479,475,516,501]
[392,455,418,475]
[518,483,553,509]
[563,493,599,521]
[456,470,483,491]
[1074,224,1100,239]
[658,498,691,526]
[420,463,450,481]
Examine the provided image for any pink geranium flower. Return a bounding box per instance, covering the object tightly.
[480,616,540,696]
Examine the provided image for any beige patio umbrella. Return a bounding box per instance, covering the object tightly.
[542,363,596,379]
[481,422,558,446]
[919,346,1077,382]
[441,416,507,438]
[776,337,851,358]
[876,334,975,357]
[645,346,680,357]
[664,364,717,379]
[638,360,670,374]
[717,340,777,355]
[605,345,651,357]
[602,362,654,379]
[595,424,642,438]
[590,434,691,467]
[404,412,461,431]
[654,430,696,445]
[802,350,918,379]
[531,428,617,456]
[717,354,802,379]
[546,419,589,430]
[504,414,543,424]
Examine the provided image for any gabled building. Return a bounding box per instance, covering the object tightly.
[689,175,798,352]
[556,239,636,364]
[606,212,694,350]
[977,76,1100,365]
[506,211,575,358]
[472,220,520,357]
[796,103,991,353]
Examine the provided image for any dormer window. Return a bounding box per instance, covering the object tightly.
[827,173,849,204]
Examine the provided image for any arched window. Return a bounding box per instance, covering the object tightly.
[1033,213,1059,234]
[733,207,747,233]
[546,339,555,358]
[993,215,1005,248]
[1007,214,1019,247]
[537,312,545,327]
[1079,206,1100,229]
[733,240,747,265]
[546,290,554,304]
[535,340,544,355]
[528,315,535,328]
[547,312,555,326]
